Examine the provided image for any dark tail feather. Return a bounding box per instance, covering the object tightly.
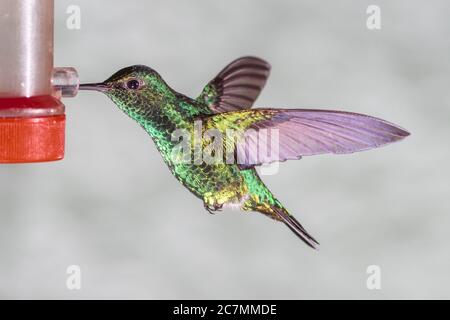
[272,206,320,250]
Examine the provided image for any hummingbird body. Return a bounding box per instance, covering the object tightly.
[106,68,281,219]
[80,57,409,249]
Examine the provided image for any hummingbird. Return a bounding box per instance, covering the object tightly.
[79,56,409,249]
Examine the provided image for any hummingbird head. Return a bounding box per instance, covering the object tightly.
[80,65,173,118]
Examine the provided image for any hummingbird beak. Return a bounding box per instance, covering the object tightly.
[79,83,110,92]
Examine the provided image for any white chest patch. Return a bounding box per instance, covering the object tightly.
[223,194,250,211]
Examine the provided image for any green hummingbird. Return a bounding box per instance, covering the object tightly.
[79,56,409,249]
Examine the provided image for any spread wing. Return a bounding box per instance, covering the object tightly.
[203,108,410,167]
[197,56,271,113]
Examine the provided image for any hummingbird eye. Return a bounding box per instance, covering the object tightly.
[125,78,142,90]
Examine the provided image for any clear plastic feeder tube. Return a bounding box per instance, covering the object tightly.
[0,0,54,98]
[0,0,78,163]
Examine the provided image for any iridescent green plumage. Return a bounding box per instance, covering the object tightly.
[103,66,283,217]
[79,56,409,249]
[83,61,317,247]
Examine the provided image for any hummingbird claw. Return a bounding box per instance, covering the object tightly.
[204,202,223,214]
[205,206,215,215]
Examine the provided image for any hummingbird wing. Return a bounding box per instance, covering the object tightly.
[203,108,409,167]
[197,56,271,113]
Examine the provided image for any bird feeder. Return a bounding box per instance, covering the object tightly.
[0,0,78,163]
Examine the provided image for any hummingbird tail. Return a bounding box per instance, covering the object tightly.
[269,206,320,250]
[240,169,319,249]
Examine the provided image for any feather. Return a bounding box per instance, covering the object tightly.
[197,57,271,113]
[203,108,410,166]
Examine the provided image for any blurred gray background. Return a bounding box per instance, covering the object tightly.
[0,0,449,299]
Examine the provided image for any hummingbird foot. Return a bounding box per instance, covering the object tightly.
[204,202,223,215]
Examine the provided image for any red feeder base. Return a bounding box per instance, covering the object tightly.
[0,96,65,163]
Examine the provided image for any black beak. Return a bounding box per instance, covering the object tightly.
[79,83,110,92]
